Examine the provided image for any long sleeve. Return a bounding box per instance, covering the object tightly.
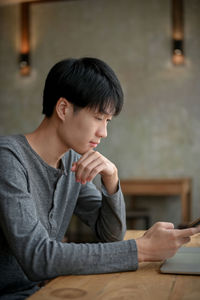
[0,137,138,286]
[74,180,126,242]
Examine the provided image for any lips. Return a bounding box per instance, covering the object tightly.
[89,141,99,147]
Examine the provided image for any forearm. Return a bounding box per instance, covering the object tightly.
[3,224,137,281]
[96,182,127,242]
[76,179,126,242]
[32,239,138,279]
[1,197,135,282]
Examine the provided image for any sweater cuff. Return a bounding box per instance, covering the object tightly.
[127,239,139,270]
[101,179,121,198]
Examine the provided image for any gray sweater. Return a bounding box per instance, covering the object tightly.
[0,135,138,298]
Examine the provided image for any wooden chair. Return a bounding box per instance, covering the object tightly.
[121,178,192,229]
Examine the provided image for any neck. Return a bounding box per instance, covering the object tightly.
[25,117,69,169]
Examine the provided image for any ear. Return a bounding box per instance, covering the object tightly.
[55,97,70,121]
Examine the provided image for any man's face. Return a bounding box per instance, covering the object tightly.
[59,105,112,155]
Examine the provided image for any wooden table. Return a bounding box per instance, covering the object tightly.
[120,178,192,224]
[28,230,200,300]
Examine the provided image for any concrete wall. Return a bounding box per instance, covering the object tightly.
[0,0,200,227]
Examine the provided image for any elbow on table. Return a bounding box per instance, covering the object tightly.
[23,265,49,282]
[20,256,55,282]
[115,228,126,242]
[112,222,127,242]
[98,225,126,242]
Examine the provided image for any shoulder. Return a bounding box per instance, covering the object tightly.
[0,134,26,147]
[0,134,25,163]
[0,135,20,152]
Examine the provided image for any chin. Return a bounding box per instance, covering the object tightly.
[72,146,90,155]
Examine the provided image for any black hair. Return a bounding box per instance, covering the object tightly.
[42,57,124,117]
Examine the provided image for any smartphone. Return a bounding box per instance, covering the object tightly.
[187,217,200,228]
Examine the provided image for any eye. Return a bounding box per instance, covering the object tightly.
[95,116,103,121]
[94,113,112,122]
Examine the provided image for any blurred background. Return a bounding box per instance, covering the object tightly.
[0,0,200,241]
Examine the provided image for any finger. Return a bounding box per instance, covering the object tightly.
[71,162,77,172]
[80,162,104,184]
[76,150,97,166]
[153,222,174,230]
[75,153,94,180]
[80,159,103,182]
[162,222,175,230]
[85,163,105,182]
[180,236,191,245]
[76,155,102,182]
[71,153,95,175]
[173,237,190,250]
[175,225,200,238]
[75,152,100,178]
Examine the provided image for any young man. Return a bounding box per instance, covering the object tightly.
[0,57,199,299]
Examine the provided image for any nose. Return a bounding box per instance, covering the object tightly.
[96,123,107,138]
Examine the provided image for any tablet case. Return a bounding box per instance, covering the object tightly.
[160,247,200,275]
